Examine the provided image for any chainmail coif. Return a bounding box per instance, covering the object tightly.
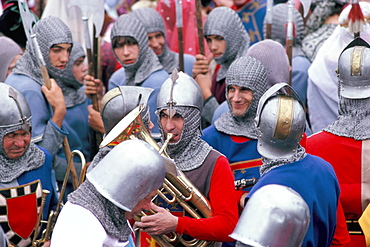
[204,7,250,81]
[157,106,212,171]
[68,179,132,242]
[53,42,86,108]
[324,96,370,140]
[0,124,45,183]
[131,7,178,74]
[215,56,267,138]
[111,14,163,86]
[13,16,73,86]
[268,3,306,57]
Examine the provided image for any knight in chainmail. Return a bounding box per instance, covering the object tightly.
[5,16,73,157]
[86,85,153,173]
[249,82,341,246]
[266,3,310,107]
[105,13,169,136]
[202,56,267,223]
[0,83,58,246]
[130,7,195,76]
[134,71,238,246]
[307,1,370,134]
[306,37,370,246]
[48,42,92,202]
[212,39,290,123]
[51,139,166,247]
[192,6,250,128]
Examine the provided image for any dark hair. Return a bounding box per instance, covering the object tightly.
[112,36,138,49]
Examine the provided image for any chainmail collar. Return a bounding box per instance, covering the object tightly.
[324,97,370,140]
[13,49,43,85]
[111,14,163,86]
[260,145,306,176]
[158,45,178,74]
[157,107,212,171]
[215,111,260,139]
[13,16,72,86]
[68,179,132,241]
[0,125,45,183]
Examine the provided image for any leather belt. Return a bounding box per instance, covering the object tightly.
[346,220,364,235]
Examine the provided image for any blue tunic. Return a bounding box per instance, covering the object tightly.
[108,68,169,134]
[202,125,261,192]
[247,154,339,247]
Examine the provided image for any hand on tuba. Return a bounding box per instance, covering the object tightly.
[134,203,178,236]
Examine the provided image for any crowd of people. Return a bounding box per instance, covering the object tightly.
[1,0,370,246]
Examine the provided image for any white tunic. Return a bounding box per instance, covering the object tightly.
[50,202,130,247]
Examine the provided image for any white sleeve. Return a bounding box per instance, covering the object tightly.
[50,202,107,247]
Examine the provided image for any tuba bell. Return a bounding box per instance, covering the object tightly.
[100,104,214,247]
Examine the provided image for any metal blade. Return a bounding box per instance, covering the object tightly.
[99,104,145,148]
[18,0,38,48]
[67,0,105,38]
[299,0,312,18]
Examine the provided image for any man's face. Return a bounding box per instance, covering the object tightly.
[113,37,140,65]
[206,35,226,58]
[124,189,157,220]
[148,31,165,56]
[73,56,88,84]
[159,109,184,143]
[49,43,72,70]
[228,85,253,117]
[3,129,31,159]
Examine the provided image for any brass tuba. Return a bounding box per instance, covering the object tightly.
[32,150,86,247]
[100,104,213,247]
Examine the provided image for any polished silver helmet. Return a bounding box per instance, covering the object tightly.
[230,184,310,247]
[337,37,370,99]
[0,83,31,129]
[86,139,165,212]
[157,69,203,113]
[100,86,153,134]
[256,83,305,160]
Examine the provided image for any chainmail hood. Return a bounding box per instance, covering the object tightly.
[0,36,22,82]
[111,14,163,85]
[13,16,73,86]
[157,106,212,171]
[324,96,370,140]
[268,3,306,57]
[131,7,178,73]
[68,179,131,241]
[246,39,290,88]
[204,7,250,81]
[53,42,86,108]
[0,124,45,183]
[215,56,267,138]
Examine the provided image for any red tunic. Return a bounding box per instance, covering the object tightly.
[307,131,368,247]
[138,155,238,246]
